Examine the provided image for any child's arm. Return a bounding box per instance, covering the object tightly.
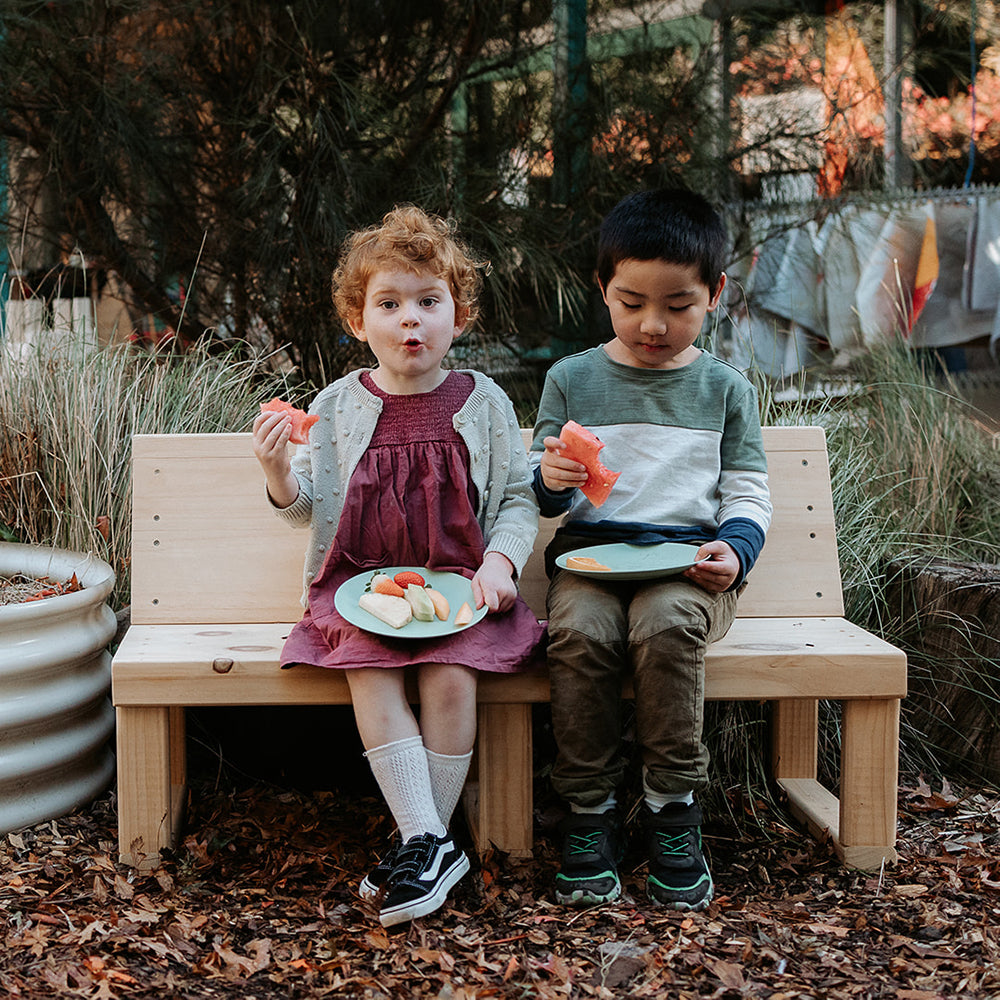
[252,410,300,509]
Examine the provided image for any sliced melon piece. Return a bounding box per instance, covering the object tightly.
[423,587,450,621]
[359,592,413,629]
[404,584,436,622]
[454,601,474,627]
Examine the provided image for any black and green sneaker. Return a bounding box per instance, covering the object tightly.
[554,810,624,905]
[643,801,714,911]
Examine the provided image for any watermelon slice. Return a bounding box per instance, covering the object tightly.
[559,420,621,508]
[260,398,319,445]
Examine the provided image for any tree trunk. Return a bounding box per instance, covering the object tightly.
[885,559,1000,783]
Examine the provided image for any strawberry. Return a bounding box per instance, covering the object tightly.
[393,570,426,589]
[370,573,405,598]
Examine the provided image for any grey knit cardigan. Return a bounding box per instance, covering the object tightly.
[271,369,540,606]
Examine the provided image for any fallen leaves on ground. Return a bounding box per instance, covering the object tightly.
[1,777,998,999]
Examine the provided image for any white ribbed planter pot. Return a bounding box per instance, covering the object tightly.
[0,543,116,833]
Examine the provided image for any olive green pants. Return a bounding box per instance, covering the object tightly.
[545,537,738,808]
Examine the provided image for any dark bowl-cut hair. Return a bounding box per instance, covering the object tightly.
[596,188,727,293]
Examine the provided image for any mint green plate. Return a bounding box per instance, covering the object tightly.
[334,566,487,637]
[556,542,702,580]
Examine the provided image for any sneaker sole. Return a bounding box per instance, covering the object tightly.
[555,881,622,906]
[379,854,470,927]
[358,875,379,901]
[647,877,714,912]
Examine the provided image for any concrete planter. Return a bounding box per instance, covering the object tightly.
[0,543,116,833]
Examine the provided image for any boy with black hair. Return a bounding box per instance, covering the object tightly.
[530,188,772,911]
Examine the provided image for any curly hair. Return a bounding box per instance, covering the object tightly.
[331,205,487,335]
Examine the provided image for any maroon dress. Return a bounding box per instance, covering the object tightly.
[280,371,545,673]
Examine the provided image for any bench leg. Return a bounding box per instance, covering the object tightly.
[468,703,533,858]
[775,697,900,871]
[772,698,818,780]
[116,706,187,870]
[839,698,900,869]
[773,697,841,853]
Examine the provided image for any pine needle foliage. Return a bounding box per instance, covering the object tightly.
[0,1,743,381]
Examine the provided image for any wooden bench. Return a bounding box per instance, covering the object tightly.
[112,426,906,872]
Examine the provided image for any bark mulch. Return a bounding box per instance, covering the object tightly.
[1,775,998,999]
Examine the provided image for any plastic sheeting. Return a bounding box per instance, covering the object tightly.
[727,188,1000,375]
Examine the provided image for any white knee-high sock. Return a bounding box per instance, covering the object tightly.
[425,747,473,827]
[364,736,446,841]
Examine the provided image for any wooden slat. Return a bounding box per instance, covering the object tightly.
[474,703,534,857]
[839,698,901,866]
[778,777,841,845]
[112,616,906,707]
[130,434,307,625]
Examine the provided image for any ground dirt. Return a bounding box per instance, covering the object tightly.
[1,772,998,999]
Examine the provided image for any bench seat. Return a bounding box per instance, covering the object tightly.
[112,426,906,872]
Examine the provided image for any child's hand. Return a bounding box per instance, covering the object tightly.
[539,435,588,493]
[472,551,517,613]
[684,540,739,593]
[252,411,299,508]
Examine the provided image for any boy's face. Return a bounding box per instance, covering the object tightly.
[600,258,725,370]
[349,267,466,394]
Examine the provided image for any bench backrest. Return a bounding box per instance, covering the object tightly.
[129,425,843,625]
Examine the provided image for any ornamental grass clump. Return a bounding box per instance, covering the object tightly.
[0,338,297,610]
[761,344,1000,785]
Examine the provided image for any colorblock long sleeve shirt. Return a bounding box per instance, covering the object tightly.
[530,347,772,589]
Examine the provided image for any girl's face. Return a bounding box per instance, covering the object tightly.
[350,268,466,395]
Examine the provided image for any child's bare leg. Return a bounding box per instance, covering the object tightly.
[345,666,418,749]
[346,666,442,841]
[349,664,473,926]
[417,663,477,827]
[416,662,477,754]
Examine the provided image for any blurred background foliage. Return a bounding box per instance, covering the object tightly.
[2,0,998,385]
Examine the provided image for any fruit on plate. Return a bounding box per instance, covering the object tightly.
[370,573,406,598]
[454,601,474,627]
[559,420,621,508]
[404,584,437,622]
[566,555,611,571]
[260,398,320,445]
[393,570,426,588]
[423,587,450,621]
[359,592,413,629]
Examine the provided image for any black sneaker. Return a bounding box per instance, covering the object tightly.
[643,801,714,911]
[359,836,401,900]
[378,832,469,928]
[554,810,624,906]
